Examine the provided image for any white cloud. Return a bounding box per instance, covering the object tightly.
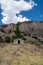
[0,0,37,24]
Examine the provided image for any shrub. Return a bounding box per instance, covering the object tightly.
[40,41,43,44]
[0,29,5,33]
[12,36,17,39]
[28,40,35,44]
[24,33,27,36]
[25,40,41,46]
[5,36,11,43]
[11,36,17,43]
[25,40,35,44]
[35,40,41,46]
[0,36,3,42]
[28,33,31,36]
[32,36,38,39]
[10,37,14,43]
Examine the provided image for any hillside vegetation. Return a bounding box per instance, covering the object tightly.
[0,21,43,44]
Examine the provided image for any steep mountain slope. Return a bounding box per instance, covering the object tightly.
[0,21,43,43]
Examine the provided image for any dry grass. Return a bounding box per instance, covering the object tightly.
[0,43,43,65]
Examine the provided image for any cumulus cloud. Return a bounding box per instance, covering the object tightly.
[0,0,37,24]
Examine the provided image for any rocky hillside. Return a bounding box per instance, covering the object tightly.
[0,21,43,43]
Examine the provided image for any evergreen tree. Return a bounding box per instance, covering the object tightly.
[15,23,21,38]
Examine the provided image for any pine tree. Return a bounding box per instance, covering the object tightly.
[16,23,21,38]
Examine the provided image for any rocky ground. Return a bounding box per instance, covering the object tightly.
[0,43,43,65]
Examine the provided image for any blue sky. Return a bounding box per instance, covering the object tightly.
[0,0,43,25]
[20,0,43,21]
[0,5,3,25]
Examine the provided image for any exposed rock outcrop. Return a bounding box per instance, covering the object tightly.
[0,21,43,43]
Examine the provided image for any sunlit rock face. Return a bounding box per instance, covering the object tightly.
[0,21,43,42]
